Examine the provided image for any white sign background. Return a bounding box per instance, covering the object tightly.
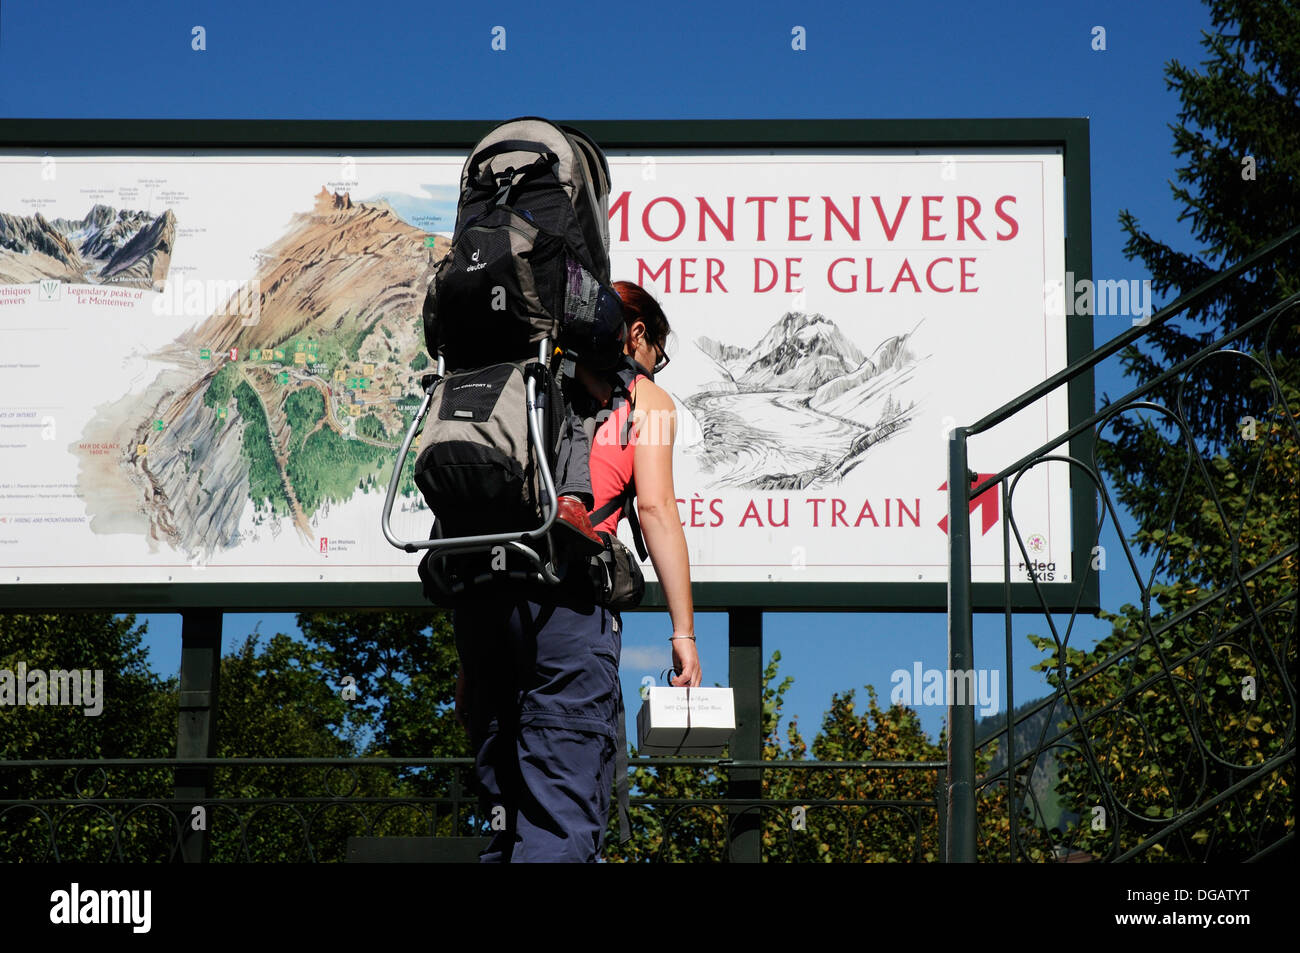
[606,149,1071,586]
[0,147,1071,592]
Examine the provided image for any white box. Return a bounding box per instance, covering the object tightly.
[636,686,736,755]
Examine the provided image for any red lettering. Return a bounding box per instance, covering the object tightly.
[745,196,778,241]
[680,258,698,293]
[739,501,763,527]
[709,499,725,527]
[788,196,811,241]
[784,257,803,294]
[689,496,705,527]
[890,259,921,293]
[831,498,847,526]
[697,196,734,241]
[807,498,826,527]
[828,257,857,292]
[995,196,1019,240]
[638,258,671,291]
[767,498,789,526]
[864,258,884,293]
[822,195,860,240]
[921,196,946,241]
[675,497,685,526]
[705,258,728,293]
[643,197,686,242]
[872,196,910,241]
[957,196,986,241]
[754,258,778,293]
[896,498,920,527]
[608,190,631,243]
[925,257,954,293]
[960,257,979,293]
[854,500,879,527]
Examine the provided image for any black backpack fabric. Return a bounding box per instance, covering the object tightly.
[423,116,627,373]
[413,360,564,538]
[413,117,641,606]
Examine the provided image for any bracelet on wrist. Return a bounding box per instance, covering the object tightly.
[669,635,696,641]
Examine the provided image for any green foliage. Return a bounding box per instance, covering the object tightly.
[1057,0,1300,860]
[348,313,384,362]
[314,335,346,372]
[410,350,429,372]
[1116,0,1300,441]
[0,608,470,862]
[202,362,238,410]
[286,425,387,514]
[604,651,972,862]
[233,380,290,516]
[295,611,467,761]
[0,614,177,861]
[355,413,389,442]
[1036,395,1296,861]
[202,610,470,860]
[283,386,325,455]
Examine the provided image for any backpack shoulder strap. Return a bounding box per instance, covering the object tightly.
[589,480,648,562]
[622,479,648,562]
[586,358,651,560]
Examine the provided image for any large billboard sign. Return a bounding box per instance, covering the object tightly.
[0,120,1094,610]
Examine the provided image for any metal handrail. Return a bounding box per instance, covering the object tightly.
[947,225,1300,863]
[966,222,1300,440]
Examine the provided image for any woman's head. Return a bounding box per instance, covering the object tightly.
[613,281,671,377]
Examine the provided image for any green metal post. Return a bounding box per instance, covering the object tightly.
[727,607,762,862]
[946,429,977,862]
[173,609,222,862]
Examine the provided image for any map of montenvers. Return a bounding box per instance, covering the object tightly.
[68,187,448,560]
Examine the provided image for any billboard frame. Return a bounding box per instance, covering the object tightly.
[0,117,1096,612]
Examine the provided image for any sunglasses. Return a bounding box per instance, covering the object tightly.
[652,340,671,374]
[634,326,671,374]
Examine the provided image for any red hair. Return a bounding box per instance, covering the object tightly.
[612,281,670,347]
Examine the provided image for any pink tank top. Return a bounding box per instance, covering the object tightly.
[589,374,647,534]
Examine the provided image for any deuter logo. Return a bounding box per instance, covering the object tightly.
[466,247,487,271]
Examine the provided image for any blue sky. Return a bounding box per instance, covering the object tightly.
[1,0,1219,744]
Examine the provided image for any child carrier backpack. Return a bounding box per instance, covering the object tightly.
[423,116,627,374]
[381,117,638,604]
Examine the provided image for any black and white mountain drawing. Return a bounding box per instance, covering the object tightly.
[685,311,926,489]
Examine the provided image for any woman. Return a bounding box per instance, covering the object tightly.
[580,281,699,690]
[452,280,697,862]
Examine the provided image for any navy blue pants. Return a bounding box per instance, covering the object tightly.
[454,593,621,862]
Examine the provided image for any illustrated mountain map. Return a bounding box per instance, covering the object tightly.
[72,188,447,560]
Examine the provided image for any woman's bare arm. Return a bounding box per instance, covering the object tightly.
[630,379,700,686]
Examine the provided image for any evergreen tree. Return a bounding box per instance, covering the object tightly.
[1113,0,1299,447]
[1044,0,1300,861]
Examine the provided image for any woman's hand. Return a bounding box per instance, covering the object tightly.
[632,378,701,688]
[670,635,701,687]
